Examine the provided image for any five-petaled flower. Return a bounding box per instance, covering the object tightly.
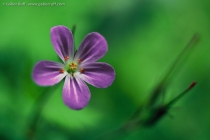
[32,26,115,110]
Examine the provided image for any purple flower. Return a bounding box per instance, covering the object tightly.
[32,26,115,110]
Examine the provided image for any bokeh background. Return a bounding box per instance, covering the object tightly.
[0,0,210,140]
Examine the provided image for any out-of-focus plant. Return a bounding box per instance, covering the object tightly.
[96,34,199,140]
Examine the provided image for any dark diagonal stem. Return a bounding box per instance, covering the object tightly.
[148,33,200,106]
[71,24,77,54]
[26,83,61,140]
[166,81,196,107]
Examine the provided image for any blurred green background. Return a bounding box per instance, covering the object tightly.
[0,0,210,139]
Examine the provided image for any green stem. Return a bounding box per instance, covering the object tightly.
[161,34,199,84]
[148,33,200,106]
[71,24,77,54]
[166,81,196,107]
[26,83,61,140]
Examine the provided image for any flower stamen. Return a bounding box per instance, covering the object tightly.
[78,58,82,63]
[80,68,84,73]
[60,69,65,73]
[64,56,69,61]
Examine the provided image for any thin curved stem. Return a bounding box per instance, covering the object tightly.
[26,83,61,140]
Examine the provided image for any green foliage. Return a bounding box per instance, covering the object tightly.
[0,0,210,139]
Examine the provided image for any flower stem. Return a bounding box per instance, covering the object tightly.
[71,24,76,37]
[148,33,200,106]
[71,24,77,54]
[26,83,61,140]
[166,81,196,107]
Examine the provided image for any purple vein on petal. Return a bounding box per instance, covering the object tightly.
[62,74,91,110]
[51,26,74,62]
[74,32,107,63]
[32,61,67,86]
[79,62,115,88]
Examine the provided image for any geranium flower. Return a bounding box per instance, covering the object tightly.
[32,26,115,110]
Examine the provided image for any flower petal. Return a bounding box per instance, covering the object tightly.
[62,74,91,110]
[32,61,67,86]
[79,62,115,88]
[74,32,107,63]
[51,26,74,62]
